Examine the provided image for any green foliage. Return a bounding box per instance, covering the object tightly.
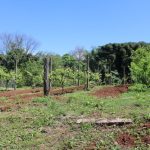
[51,68,74,88]
[75,70,85,84]
[22,60,43,87]
[62,54,76,68]
[89,72,101,85]
[129,84,147,92]
[51,54,63,69]
[131,47,150,86]
[90,42,150,83]
[111,70,122,85]
[1,41,150,89]
[0,67,8,80]
[143,113,150,121]
[10,70,24,87]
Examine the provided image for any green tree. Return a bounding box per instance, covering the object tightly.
[90,42,150,84]
[22,60,43,87]
[51,68,73,93]
[62,54,76,68]
[89,72,101,85]
[131,47,150,86]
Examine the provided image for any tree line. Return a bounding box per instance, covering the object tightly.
[89,42,150,84]
[0,33,149,90]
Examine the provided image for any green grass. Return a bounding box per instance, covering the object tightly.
[0,87,149,149]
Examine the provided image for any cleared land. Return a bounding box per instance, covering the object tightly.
[0,86,149,149]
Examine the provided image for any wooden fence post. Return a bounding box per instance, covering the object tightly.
[49,57,52,91]
[43,57,50,96]
[86,55,89,90]
[77,60,80,87]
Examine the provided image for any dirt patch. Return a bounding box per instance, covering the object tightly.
[85,141,97,150]
[0,85,85,102]
[142,136,150,144]
[50,85,85,95]
[0,85,85,111]
[116,133,135,147]
[143,122,150,129]
[0,88,42,97]
[0,104,21,112]
[92,85,128,98]
[0,85,85,100]
[88,111,102,119]
[0,106,11,112]
[53,96,65,102]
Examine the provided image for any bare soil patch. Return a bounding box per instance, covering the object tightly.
[116,133,135,147]
[0,85,85,101]
[142,136,150,144]
[92,85,128,98]
[0,85,85,111]
[85,141,97,150]
[143,122,150,129]
[0,88,42,97]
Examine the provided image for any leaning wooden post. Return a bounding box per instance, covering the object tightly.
[86,55,89,90]
[49,57,52,91]
[14,59,18,90]
[77,60,80,87]
[43,57,50,96]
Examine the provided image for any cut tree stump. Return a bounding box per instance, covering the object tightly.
[76,118,132,126]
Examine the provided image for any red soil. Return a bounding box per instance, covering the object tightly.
[0,88,42,97]
[0,85,85,101]
[85,141,97,150]
[142,136,150,144]
[0,85,128,101]
[117,133,135,147]
[143,122,150,129]
[0,85,85,111]
[0,106,11,112]
[92,85,128,98]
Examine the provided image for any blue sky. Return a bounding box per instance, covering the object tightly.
[0,0,150,55]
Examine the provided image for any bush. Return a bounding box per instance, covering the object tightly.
[129,83,147,92]
[130,47,150,86]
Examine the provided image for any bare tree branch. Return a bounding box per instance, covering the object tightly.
[71,46,87,61]
[0,33,39,54]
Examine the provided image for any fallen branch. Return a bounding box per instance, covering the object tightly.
[76,118,132,126]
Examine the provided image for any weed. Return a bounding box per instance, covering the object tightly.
[0,87,149,149]
[143,113,150,121]
[32,97,51,103]
[80,123,93,132]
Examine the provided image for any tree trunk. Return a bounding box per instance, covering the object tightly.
[73,67,76,85]
[123,66,126,85]
[43,57,50,96]
[77,60,80,86]
[14,59,18,90]
[5,80,9,90]
[49,57,52,92]
[86,55,89,90]
[109,64,112,85]
[62,84,64,94]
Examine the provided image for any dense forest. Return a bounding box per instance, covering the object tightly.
[89,42,150,84]
[0,34,150,89]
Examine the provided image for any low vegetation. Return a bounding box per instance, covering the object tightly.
[0,86,149,149]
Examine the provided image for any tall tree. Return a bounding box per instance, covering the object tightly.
[62,54,76,68]
[89,42,150,83]
[131,47,150,86]
[0,33,39,89]
[0,33,39,54]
